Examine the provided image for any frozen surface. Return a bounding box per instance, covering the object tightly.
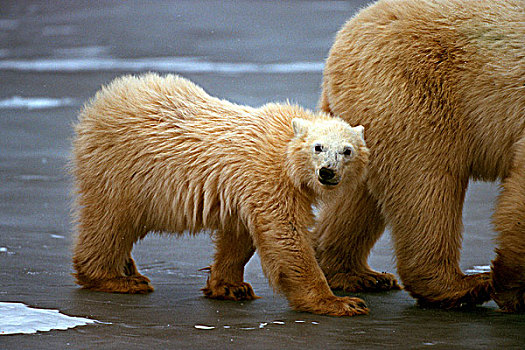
[0,302,96,335]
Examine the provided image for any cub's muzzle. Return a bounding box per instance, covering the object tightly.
[318,167,339,186]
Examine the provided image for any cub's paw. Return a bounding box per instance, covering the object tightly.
[74,273,154,294]
[415,273,492,309]
[202,281,260,301]
[295,295,369,316]
[327,270,401,292]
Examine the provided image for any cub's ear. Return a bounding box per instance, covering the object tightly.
[353,125,365,141]
[292,118,311,137]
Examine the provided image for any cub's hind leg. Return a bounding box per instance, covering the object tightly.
[72,202,153,294]
[202,224,258,301]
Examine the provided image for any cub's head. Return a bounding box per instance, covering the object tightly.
[286,116,369,194]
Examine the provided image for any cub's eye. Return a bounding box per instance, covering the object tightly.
[343,147,353,156]
[314,144,323,153]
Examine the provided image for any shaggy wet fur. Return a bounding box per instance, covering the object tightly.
[316,0,524,311]
[71,73,369,316]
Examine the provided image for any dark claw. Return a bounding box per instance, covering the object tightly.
[233,289,243,299]
[357,301,367,309]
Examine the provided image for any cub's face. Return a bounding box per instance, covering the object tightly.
[291,117,368,190]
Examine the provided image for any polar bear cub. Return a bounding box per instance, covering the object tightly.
[71,73,369,316]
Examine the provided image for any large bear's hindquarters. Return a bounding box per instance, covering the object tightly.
[318,0,523,309]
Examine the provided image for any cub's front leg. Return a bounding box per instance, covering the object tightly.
[253,218,368,316]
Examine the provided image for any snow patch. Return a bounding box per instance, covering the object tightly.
[0,57,323,74]
[465,265,491,274]
[0,302,97,335]
[0,96,75,110]
[194,324,215,330]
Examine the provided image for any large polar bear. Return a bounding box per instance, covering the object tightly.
[71,73,370,316]
[316,0,524,311]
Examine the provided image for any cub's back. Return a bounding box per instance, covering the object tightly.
[76,73,256,141]
[72,74,296,200]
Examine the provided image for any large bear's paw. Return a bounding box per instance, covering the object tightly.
[293,295,369,316]
[202,281,260,301]
[492,288,525,313]
[74,273,154,294]
[413,273,492,309]
[327,270,401,292]
[492,255,525,313]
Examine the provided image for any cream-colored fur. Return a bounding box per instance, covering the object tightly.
[71,73,370,316]
[316,0,524,311]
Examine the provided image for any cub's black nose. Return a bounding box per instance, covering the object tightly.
[319,167,335,180]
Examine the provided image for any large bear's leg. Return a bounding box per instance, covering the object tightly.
[492,138,525,312]
[202,226,259,301]
[389,173,492,308]
[315,182,400,292]
[254,218,368,316]
[72,204,153,294]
